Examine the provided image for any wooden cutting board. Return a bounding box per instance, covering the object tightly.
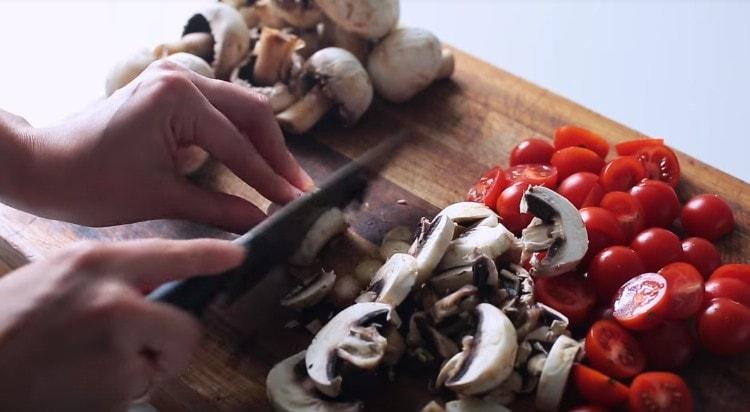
[0,47,748,411]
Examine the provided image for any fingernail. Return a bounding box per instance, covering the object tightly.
[300,169,317,192]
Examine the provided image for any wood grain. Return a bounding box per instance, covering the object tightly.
[0,47,748,411]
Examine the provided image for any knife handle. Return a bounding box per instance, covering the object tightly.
[147,273,232,317]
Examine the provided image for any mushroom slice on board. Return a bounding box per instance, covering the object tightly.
[445,399,511,412]
[535,335,582,412]
[520,186,588,277]
[289,208,348,267]
[410,214,456,285]
[305,302,396,397]
[353,258,382,287]
[430,285,478,323]
[266,351,362,412]
[438,202,496,225]
[270,0,324,29]
[439,303,518,395]
[358,253,418,307]
[438,224,514,271]
[315,0,399,40]
[281,269,337,310]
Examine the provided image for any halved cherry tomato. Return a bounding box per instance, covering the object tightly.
[534,272,596,326]
[613,272,669,330]
[599,157,647,192]
[615,138,665,156]
[572,364,630,407]
[580,207,626,267]
[466,167,507,208]
[635,145,681,187]
[704,277,750,307]
[698,297,750,355]
[681,237,721,278]
[495,182,533,234]
[585,320,646,379]
[638,321,696,370]
[551,147,606,181]
[600,191,645,241]
[631,228,683,272]
[557,172,604,209]
[709,264,750,286]
[658,262,704,320]
[506,164,559,188]
[681,194,734,241]
[510,138,555,166]
[629,180,680,228]
[588,246,645,303]
[629,372,694,412]
[554,125,610,158]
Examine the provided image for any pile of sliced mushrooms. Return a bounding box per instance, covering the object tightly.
[270,186,590,411]
[105,0,455,175]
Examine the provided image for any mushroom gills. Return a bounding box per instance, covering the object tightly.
[289,207,348,267]
[534,335,582,412]
[281,269,337,310]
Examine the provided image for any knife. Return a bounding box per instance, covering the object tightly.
[147,133,405,317]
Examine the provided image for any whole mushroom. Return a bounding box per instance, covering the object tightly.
[315,0,399,40]
[270,0,324,29]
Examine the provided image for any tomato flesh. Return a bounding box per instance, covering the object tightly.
[630,228,683,272]
[506,164,558,188]
[588,246,645,303]
[495,182,533,234]
[680,194,734,241]
[635,145,681,187]
[613,272,669,330]
[600,191,645,241]
[600,156,647,192]
[510,138,555,166]
[628,372,694,412]
[709,264,750,287]
[585,320,646,379]
[534,272,596,326]
[572,364,629,407]
[681,237,721,279]
[659,262,704,320]
[557,172,604,209]
[466,167,507,208]
[551,147,606,181]
[629,180,680,228]
[638,321,696,370]
[704,277,750,307]
[615,138,665,156]
[698,298,750,355]
[554,125,610,158]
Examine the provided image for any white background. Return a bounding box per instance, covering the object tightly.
[0,0,747,181]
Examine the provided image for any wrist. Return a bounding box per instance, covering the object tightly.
[0,110,37,209]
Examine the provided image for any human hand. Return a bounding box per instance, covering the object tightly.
[10,60,313,232]
[0,238,244,412]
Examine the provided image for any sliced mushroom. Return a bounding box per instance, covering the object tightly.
[266,351,362,412]
[445,399,511,412]
[359,253,418,307]
[276,47,373,134]
[281,269,336,310]
[382,326,405,366]
[252,27,305,86]
[483,371,522,405]
[409,312,459,360]
[438,224,514,271]
[438,202,496,225]
[431,285,478,324]
[289,208,348,267]
[270,0,324,28]
[305,302,396,397]
[328,275,362,308]
[315,0,399,40]
[379,240,412,260]
[535,335,582,412]
[430,266,474,295]
[520,186,588,277]
[353,258,382,287]
[411,215,456,285]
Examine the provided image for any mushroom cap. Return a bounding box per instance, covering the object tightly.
[439,202,496,225]
[437,224,514,271]
[165,52,216,78]
[304,47,373,125]
[535,335,581,412]
[367,27,443,103]
[183,3,250,80]
[364,253,418,306]
[289,207,348,267]
[271,0,324,29]
[315,0,399,39]
[411,214,456,284]
[281,269,337,310]
[105,48,158,96]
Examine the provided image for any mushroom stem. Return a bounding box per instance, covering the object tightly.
[252,83,298,113]
[253,28,303,86]
[437,48,455,80]
[154,32,214,61]
[276,86,334,134]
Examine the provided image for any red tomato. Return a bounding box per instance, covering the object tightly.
[585,320,646,379]
[599,157,647,192]
[615,138,665,156]
[710,264,750,287]
[704,278,750,307]
[588,246,645,303]
[681,237,721,279]
[613,273,670,330]
[589,305,615,323]
[629,180,680,228]
[551,147,606,181]
[580,207,626,266]
[554,125,610,158]
[628,372,694,412]
[698,297,750,355]
[600,191,645,241]
[630,228,683,272]
[658,262,704,320]
[495,182,534,234]
[534,272,596,326]
[506,164,559,188]
[635,145,681,187]
[572,364,629,407]
[466,167,507,208]
[510,138,556,166]
[557,172,605,209]
[568,406,609,412]
[638,321,696,370]
[680,194,735,241]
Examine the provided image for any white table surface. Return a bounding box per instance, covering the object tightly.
[1,0,747,182]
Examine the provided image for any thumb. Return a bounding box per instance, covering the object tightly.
[168,182,267,234]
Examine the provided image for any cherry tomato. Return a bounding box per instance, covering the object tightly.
[600,157,647,193]
[572,364,629,407]
[698,297,750,355]
[704,277,750,307]
[680,194,734,241]
[635,145,681,187]
[709,264,750,287]
[681,237,721,279]
[580,207,626,266]
[557,172,604,209]
[615,138,665,156]
[629,180,680,228]
[554,125,610,158]
[600,191,645,241]
[551,147,606,181]
[658,262,704,320]
[638,321,696,370]
[628,372,694,412]
[568,406,609,412]
[506,164,559,188]
[510,138,556,166]
[589,305,615,324]
[613,273,670,330]
[588,246,645,303]
[466,167,507,208]
[585,320,646,379]
[495,182,534,234]
[534,272,596,326]
[630,228,683,272]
